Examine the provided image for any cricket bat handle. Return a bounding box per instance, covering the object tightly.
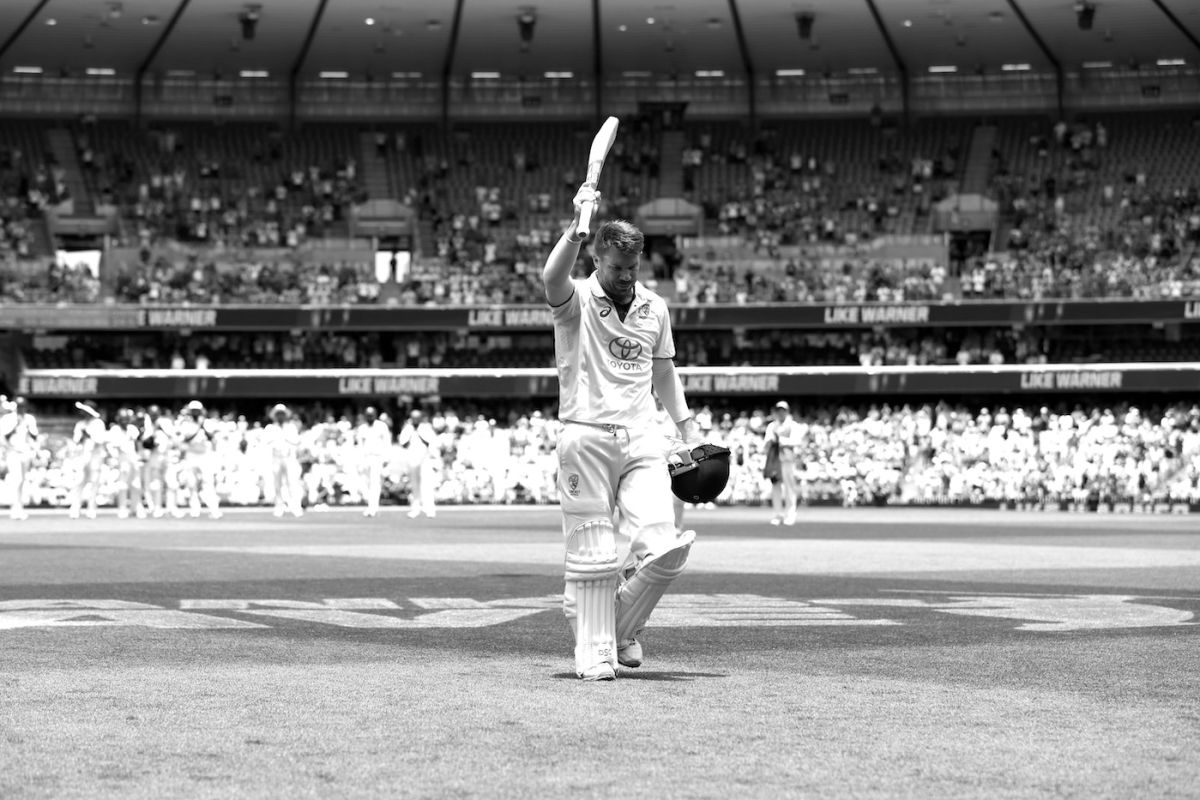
[577,201,596,238]
[576,176,600,238]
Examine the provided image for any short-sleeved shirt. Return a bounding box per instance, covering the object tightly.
[550,272,675,428]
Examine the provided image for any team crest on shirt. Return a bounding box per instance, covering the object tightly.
[608,337,643,362]
[567,474,580,496]
[597,302,612,318]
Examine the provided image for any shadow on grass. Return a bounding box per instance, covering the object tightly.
[551,671,727,681]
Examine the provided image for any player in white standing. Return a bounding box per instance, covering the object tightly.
[398,409,439,519]
[543,184,699,681]
[174,400,222,519]
[264,403,304,517]
[68,402,108,519]
[764,400,804,525]
[108,408,144,519]
[139,405,177,518]
[1,397,39,520]
[355,406,392,517]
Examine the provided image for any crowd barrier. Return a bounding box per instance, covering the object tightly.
[15,363,1200,400]
[1,299,1198,331]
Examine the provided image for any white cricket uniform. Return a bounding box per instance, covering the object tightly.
[69,417,107,517]
[263,420,304,515]
[765,413,804,522]
[552,272,678,539]
[551,271,686,675]
[398,419,439,517]
[108,423,142,516]
[175,415,221,515]
[355,419,392,514]
[1,411,38,518]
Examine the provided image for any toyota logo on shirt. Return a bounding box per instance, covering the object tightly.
[608,337,644,368]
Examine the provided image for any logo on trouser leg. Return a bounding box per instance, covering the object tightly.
[567,473,580,496]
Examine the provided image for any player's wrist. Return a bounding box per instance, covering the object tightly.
[564,228,585,244]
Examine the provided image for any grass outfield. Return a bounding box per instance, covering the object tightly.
[2,506,1198,799]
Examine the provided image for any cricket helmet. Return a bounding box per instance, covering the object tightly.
[668,443,732,503]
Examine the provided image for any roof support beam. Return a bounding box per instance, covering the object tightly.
[1147,0,1200,59]
[863,0,909,124]
[727,0,756,130]
[440,0,466,128]
[1005,0,1063,117]
[592,0,603,123]
[290,0,331,128]
[134,0,192,125]
[0,0,53,62]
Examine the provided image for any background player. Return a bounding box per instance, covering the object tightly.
[139,405,176,518]
[0,396,38,520]
[764,401,803,525]
[68,402,108,519]
[174,400,222,519]
[263,403,304,517]
[542,183,699,681]
[398,409,439,519]
[108,407,143,519]
[355,406,392,517]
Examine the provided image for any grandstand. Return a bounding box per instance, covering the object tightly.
[0,0,1198,509]
[3,3,1200,799]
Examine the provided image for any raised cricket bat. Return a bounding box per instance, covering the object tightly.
[577,115,620,238]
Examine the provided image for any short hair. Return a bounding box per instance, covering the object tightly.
[593,219,644,258]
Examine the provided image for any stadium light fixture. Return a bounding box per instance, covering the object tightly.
[847,67,878,75]
[618,24,627,31]
[928,65,957,73]
[471,71,501,79]
[544,71,574,79]
[902,19,912,27]
[166,69,195,77]
[622,70,651,78]
[85,68,116,76]
[45,18,57,26]
[1082,60,1112,69]
[1156,58,1186,67]
[1001,63,1032,71]
[365,17,375,26]
[319,71,349,79]
[391,71,423,79]
[13,66,43,74]
[695,70,725,78]
[775,68,806,77]
[239,69,269,78]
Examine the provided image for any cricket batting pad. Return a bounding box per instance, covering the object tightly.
[616,529,696,643]
[564,518,620,674]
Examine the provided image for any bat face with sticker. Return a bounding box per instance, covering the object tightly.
[576,116,620,238]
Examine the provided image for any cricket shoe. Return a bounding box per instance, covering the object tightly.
[579,663,616,682]
[617,639,643,668]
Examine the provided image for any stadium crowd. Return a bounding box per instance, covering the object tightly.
[4,398,1199,517]
[2,113,1199,306]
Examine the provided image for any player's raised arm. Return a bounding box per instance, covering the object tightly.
[543,183,596,307]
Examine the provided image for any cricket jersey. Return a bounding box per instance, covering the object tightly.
[550,272,675,429]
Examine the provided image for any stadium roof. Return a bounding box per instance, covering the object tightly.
[0,0,1197,81]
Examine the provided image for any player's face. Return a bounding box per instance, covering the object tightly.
[595,249,640,304]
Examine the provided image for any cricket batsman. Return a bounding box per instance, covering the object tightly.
[542,182,700,681]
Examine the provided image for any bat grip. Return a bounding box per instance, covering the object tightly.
[577,201,595,238]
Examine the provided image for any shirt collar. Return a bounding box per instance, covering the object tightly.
[588,272,647,310]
